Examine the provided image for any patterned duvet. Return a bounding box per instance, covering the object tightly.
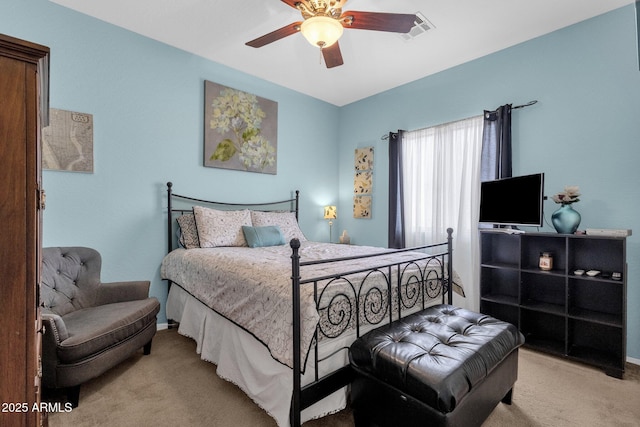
[161,241,451,369]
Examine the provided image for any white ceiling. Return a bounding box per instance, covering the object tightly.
[49,0,633,106]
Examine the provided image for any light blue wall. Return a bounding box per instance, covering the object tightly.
[2,0,341,323]
[336,5,640,360]
[3,1,639,360]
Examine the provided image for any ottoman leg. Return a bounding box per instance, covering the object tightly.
[501,388,514,405]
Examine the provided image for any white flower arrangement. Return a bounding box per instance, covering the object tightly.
[552,185,581,205]
[209,88,275,172]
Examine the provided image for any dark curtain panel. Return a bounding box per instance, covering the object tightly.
[388,130,405,248]
[481,104,512,181]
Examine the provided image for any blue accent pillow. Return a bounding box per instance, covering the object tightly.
[242,225,286,248]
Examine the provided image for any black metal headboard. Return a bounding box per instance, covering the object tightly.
[165,181,300,254]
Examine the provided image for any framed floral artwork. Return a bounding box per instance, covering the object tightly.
[204,81,278,174]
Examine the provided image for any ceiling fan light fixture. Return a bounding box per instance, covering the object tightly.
[300,16,343,48]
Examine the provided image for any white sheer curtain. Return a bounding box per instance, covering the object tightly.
[401,115,484,310]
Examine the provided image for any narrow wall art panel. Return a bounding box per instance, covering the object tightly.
[204,81,278,174]
[353,147,373,218]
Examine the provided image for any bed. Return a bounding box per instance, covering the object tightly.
[160,183,460,427]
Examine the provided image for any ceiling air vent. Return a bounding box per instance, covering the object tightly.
[399,12,434,41]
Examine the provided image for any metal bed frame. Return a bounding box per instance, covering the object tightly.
[164,182,453,427]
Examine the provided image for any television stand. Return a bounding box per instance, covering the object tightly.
[479,230,628,378]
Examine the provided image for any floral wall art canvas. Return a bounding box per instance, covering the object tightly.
[204,81,278,174]
[354,171,372,194]
[354,146,374,171]
[353,195,372,219]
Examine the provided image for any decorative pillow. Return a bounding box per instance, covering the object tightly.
[177,213,200,249]
[193,206,251,247]
[242,225,286,248]
[250,210,307,242]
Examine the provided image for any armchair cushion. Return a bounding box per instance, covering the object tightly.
[56,298,160,364]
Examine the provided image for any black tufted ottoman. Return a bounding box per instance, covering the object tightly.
[349,304,525,427]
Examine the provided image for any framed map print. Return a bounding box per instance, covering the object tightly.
[42,109,94,173]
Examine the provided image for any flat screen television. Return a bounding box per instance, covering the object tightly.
[479,173,545,227]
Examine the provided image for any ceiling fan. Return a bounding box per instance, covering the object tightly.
[245,0,417,68]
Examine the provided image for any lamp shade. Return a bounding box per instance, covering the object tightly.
[300,16,344,48]
[324,205,337,219]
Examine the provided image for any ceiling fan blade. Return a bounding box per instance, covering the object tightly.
[280,0,301,9]
[341,11,416,33]
[322,42,344,68]
[246,22,302,48]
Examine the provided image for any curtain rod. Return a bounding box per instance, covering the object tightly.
[381,100,538,140]
[512,100,538,109]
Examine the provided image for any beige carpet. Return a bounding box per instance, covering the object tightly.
[46,329,640,427]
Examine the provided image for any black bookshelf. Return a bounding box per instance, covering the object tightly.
[479,230,627,378]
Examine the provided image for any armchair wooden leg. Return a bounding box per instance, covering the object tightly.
[143,339,153,355]
[67,385,80,408]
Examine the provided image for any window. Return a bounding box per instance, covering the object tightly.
[399,115,484,308]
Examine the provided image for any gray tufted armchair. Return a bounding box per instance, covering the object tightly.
[40,247,160,407]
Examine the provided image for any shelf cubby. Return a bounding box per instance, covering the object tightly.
[480,267,519,305]
[521,235,567,272]
[521,309,566,355]
[480,300,519,327]
[480,232,520,268]
[568,278,623,327]
[520,271,566,315]
[568,319,624,378]
[568,237,625,274]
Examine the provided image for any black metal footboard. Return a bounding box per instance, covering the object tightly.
[289,228,454,427]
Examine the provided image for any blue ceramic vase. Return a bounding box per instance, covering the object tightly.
[551,204,581,234]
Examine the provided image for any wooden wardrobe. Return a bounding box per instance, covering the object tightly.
[0,34,49,427]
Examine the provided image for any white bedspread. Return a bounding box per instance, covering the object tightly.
[161,241,451,369]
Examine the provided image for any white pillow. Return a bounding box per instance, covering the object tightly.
[250,210,307,243]
[193,206,251,247]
